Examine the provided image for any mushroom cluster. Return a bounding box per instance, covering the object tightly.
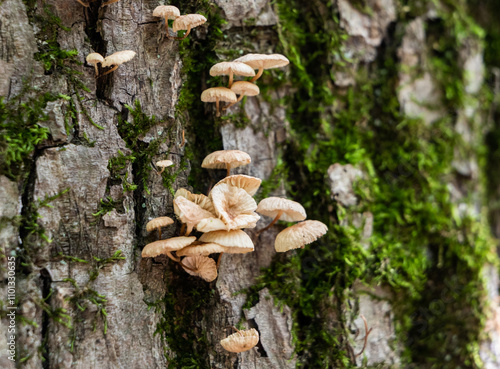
[153,4,206,40]
[202,54,290,116]
[86,50,136,78]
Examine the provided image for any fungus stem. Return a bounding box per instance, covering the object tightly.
[100,65,119,77]
[93,64,99,77]
[228,72,234,88]
[232,326,241,333]
[250,68,264,82]
[166,252,180,263]
[223,95,244,111]
[225,163,231,177]
[355,315,373,357]
[180,223,186,236]
[257,210,283,234]
[216,98,221,117]
[185,224,193,236]
[216,252,224,269]
[172,27,191,40]
[102,0,120,5]
[157,228,162,240]
[76,0,90,7]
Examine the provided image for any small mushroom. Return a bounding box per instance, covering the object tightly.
[145,216,174,239]
[225,81,260,110]
[201,87,237,117]
[174,188,215,214]
[141,236,196,262]
[153,5,180,38]
[101,50,136,77]
[201,149,251,177]
[210,183,259,230]
[86,52,104,77]
[209,62,255,88]
[215,175,262,196]
[156,159,173,174]
[256,197,306,233]
[274,220,328,252]
[180,255,218,282]
[172,14,207,40]
[220,328,259,353]
[173,196,215,236]
[233,53,289,82]
[176,241,227,257]
[199,230,254,253]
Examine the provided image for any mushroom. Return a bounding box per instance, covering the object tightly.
[152,5,180,38]
[199,229,255,268]
[220,328,260,353]
[174,188,215,215]
[102,0,121,5]
[225,81,260,110]
[201,87,237,117]
[156,159,173,174]
[145,216,174,239]
[172,14,207,40]
[215,174,262,196]
[176,241,227,257]
[201,149,251,177]
[209,62,255,88]
[256,197,306,233]
[173,196,215,236]
[101,50,136,77]
[210,183,259,231]
[233,53,289,82]
[86,52,104,77]
[141,236,196,262]
[181,255,218,282]
[274,220,328,252]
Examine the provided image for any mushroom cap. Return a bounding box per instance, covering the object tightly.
[172,14,207,32]
[233,53,290,70]
[201,87,237,103]
[256,197,306,222]
[220,328,259,353]
[274,220,328,252]
[86,52,104,65]
[176,241,227,257]
[201,150,251,170]
[181,255,217,282]
[199,230,254,253]
[156,159,173,168]
[173,196,215,229]
[215,175,262,196]
[101,50,136,68]
[174,188,215,214]
[196,217,228,233]
[145,217,174,233]
[230,81,260,97]
[209,62,255,78]
[142,236,196,257]
[152,5,180,19]
[210,183,259,229]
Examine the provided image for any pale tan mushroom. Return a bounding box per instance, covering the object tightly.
[86,52,104,77]
[145,216,174,239]
[176,242,227,257]
[210,62,255,88]
[196,217,228,233]
[153,5,180,38]
[210,183,259,230]
[199,230,254,253]
[233,54,289,82]
[201,87,237,117]
[141,236,196,261]
[181,255,217,282]
[220,328,259,353]
[256,197,306,233]
[174,188,215,214]
[174,196,215,236]
[215,175,262,196]
[274,220,328,252]
[156,159,173,174]
[201,150,251,177]
[172,14,207,40]
[101,50,136,76]
[225,81,260,109]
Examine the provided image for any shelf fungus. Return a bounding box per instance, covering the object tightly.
[201,149,251,177]
[141,236,196,261]
[201,87,237,117]
[101,50,136,77]
[210,62,255,88]
[172,14,207,40]
[220,328,260,353]
[275,220,328,252]
[234,53,290,82]
[256,197,306,233]
[153,5,181,38]
[181,255,218,282]
[146,216,174,239]
[86,52,104,77]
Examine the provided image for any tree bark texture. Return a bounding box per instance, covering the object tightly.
[0,0,499,368]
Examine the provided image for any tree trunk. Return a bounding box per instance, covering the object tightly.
[1,0,499,368]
